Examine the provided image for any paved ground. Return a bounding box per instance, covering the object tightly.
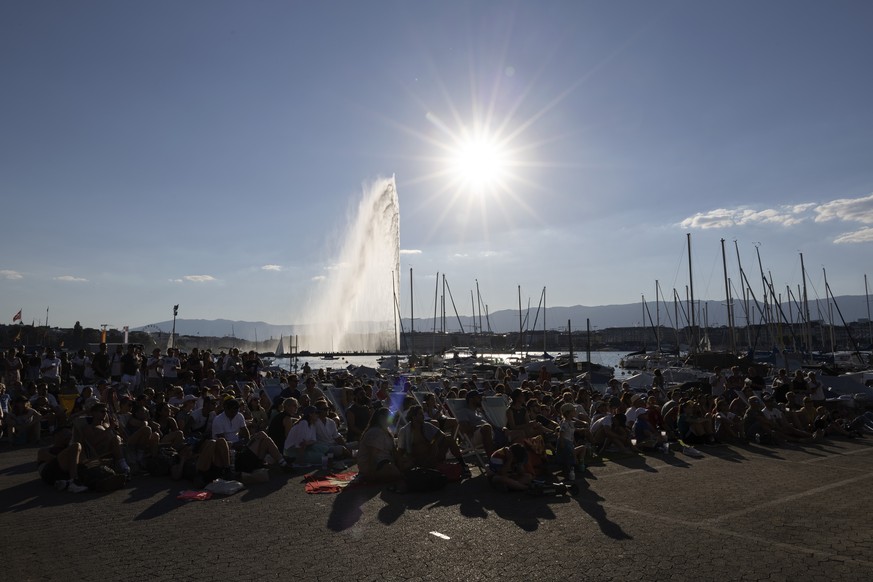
[1,437,872,581]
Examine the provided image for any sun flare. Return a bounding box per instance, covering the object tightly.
[448,132,509,194]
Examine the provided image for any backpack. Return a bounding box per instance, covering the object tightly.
[404,467,447,492]
[78,460,126,492]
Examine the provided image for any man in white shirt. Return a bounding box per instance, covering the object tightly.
[161,348,181,389]
[212,398,287,474]
[146,348,163,391]
[40,349,62,387]
[312,400,351,458]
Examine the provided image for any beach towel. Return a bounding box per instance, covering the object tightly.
[304,471,364,494]
[177,490,213,501]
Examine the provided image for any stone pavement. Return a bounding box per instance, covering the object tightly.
[1,438,872,581]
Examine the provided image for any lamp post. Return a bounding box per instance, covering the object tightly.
[171,304,179,349]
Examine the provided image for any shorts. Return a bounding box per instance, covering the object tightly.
[39,459,70,485]
[235,447,264,473]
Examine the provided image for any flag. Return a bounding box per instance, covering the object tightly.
[12,309,21,322]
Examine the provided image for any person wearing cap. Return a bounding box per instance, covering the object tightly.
[454,390,495,455]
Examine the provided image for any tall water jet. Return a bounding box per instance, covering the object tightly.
[304,176,400,352]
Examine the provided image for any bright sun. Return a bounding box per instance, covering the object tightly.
[448,132,509,194]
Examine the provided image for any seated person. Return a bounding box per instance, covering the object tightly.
[37,427,88,493]
[345,387,373,443]
[356,408,405,488]
[79,403,131,474]
[505,389,548,441]
[267,397,299,452]
[313,400,351,459]
[762,394,813,442]
[453,390,495,455]
[743,397,779,444]
[590,401,635,454]
[213,398,288,474]
[631,407,668,452]
[712,397,742,441]
[7,395,42,446]
[677,400,717,445]
[487,443,533,492]
[397,405,470,477]
[421,392,458,435]
[283,405,329,465]
[188,396,216,437]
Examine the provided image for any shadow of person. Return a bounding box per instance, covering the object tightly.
[573,480,633,540]
[327,483,382,532]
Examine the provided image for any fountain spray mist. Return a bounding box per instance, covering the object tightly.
[304,176,400,352]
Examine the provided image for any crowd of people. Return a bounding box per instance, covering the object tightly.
[0,344,871,496]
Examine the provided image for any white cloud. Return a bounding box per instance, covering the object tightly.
[311,275,326,282]
[400,249,422,255]
[261,264,283,271]
[814,193,873,224]
[834,227,873,244]
[54,275,88,282]
[680,205,810,229]
[325,262,349,271]
[169,278,183,284]
[0,269,23,280]
[183,275,216,283]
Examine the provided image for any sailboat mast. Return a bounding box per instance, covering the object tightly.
[432,272,439,356]
[721,238,735,353]
[391,270,399,353]
[866,274,872,347]
[687,233,696,353]
[543,286,547,355]
[655,280,661,353]
[823,267,835,353]
[409,267,414,352]
[800,253,811,355]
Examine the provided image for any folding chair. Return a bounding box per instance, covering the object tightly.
[444,398,488,470]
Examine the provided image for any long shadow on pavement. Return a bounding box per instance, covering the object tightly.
[573,479,633,540]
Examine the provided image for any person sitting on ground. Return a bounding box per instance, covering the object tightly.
[345,387,373,443]
[505,389,547,441]
[79,403,131,474]
[188,396,216,437]
[806,372,825,405]
[488,443,534,492]
[283,405,327,465]
[7,395,42,446]
[454,390,495,455]
[213,397,288,474]
[762,394,814,442]
[590,400,635,454]
[267,397,298,451]
[313,399,351,460]
[743,396,779,444]
[248,396,269,433]
[397,405,470,477]
[37,427,88,493]
[677,399,718,445]
[356,407,405,488]
[712,397,742,441]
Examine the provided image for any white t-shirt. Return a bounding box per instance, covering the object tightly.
[41,357,61,379]
[162,356,181,379]
[212,412,247,443]
[314,417,341,445]
[591,414,613,433]
[625,407,647,426]
[284,420,316,450]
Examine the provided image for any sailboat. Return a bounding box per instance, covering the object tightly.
[275,335,285,357]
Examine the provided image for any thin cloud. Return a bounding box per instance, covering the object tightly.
[834,227,873,244]
[680,206,809,229]
[169,278,183,284]
[54,275,88,282]
[0,269,23,280]
[311,275,326,281]
[814,193,873,224]
[261,264,283,271]
[400,249,422,255]
[183,275,216,283]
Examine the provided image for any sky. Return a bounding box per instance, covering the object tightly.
[2,0,873,331]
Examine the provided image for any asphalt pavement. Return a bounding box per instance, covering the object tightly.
[1,437,871,581]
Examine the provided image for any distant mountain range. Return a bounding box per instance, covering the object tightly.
[135,295,872,341]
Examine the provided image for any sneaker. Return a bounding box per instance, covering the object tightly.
[67,481,89,493]
[54,479,69,492]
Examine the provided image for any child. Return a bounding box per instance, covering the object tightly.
[487,443,534,492]
[558,403,588,481]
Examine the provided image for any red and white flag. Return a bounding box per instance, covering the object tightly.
[12,309,22,322]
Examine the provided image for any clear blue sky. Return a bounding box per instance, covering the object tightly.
[2,0,872,330]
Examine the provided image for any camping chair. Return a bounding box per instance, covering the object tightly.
[58,393,78,417]
[444,398,488,470]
